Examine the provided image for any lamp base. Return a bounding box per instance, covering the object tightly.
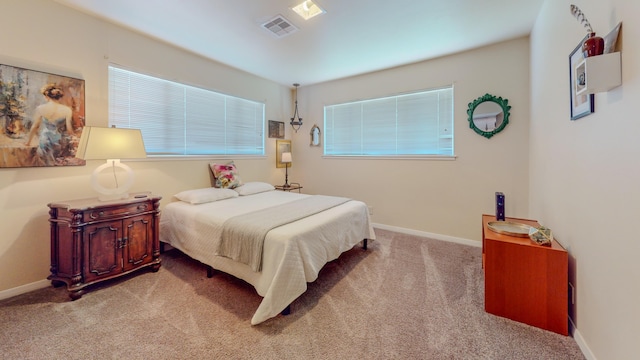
[283,163,290,187]
[91,159,135,202]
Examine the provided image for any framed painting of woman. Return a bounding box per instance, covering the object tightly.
[0,63,85,167]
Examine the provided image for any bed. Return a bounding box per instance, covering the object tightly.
[159,182,375,325]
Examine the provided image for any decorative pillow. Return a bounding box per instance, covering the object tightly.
[233,182,275,196]
[210,161,243,189]
[174,187,238,204]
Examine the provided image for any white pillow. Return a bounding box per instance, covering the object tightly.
[174,187,238,204]
[233,182,275,196]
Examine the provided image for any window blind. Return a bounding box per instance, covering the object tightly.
[324,87,453,156]
[108,65,265,156]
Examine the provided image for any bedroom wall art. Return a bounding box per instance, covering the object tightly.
[276,139,291,168]
[467,93,511,138]
[569,36,595,120]
[268,120,284,139]
[310,124,321,146]
[0,64,85,167]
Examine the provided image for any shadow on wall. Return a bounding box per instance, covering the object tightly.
[0,212,50,289]
[568,251,578,330]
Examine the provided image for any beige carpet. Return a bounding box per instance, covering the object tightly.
[0,229,584,359]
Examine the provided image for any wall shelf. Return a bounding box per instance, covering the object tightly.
[576,52,621,95]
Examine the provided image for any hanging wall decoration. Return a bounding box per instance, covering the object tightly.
[0,64,85,167]
[268,120,285,139]
[569,37,595,120]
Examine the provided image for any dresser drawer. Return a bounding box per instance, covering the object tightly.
[85,202,151,222]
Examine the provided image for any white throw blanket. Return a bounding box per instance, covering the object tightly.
[217,195,350,272]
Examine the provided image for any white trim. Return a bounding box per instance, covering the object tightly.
[322,155,457,161]
[129,155,267,162]
[0,279,49,301]
[571,318,595,360]
[372,223,481,248]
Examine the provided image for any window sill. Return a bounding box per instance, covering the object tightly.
[125,154,266,162]
[321,155,457,161]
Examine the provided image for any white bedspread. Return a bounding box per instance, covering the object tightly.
[219,195,351,272]
[159,190,376,325]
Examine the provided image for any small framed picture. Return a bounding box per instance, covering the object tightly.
[276,139,291,168]
[569,36,594,120]
[268,120,284,139]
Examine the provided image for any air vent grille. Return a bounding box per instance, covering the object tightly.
[262,15,298,38]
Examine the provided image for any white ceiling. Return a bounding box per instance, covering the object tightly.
[54,0,544,87]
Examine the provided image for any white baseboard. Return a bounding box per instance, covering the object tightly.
[372,223,481,248]
[0,279,50,301]
[571,318,596,360]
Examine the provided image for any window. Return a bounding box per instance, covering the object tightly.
[109,65,265,156]
[324,87,453,157]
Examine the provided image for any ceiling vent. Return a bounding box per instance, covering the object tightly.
[261,15,298,38]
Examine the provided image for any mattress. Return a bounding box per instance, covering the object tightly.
[159,189,375,324]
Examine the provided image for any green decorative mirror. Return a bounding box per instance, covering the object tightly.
[467,93,511,139]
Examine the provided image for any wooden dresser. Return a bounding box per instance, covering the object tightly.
[48,193,162,300]
[482,214,568,335]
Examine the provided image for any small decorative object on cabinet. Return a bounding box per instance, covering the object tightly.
[482,214,568,335]
[48,193,162,300]
[528,226,553,247]
[495,192,505,221]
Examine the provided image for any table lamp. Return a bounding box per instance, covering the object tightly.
[76,126,147,201]
[281,151,292,188]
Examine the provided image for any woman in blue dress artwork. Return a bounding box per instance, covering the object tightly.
[25,84,74,165]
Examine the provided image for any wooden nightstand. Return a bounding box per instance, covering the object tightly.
[47,193,162,300]
[482,214,568,335]
[274,183,302,193]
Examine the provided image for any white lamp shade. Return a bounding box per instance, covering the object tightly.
[281,152,292,163]
[76,126,146,201]
[76,126,147,160]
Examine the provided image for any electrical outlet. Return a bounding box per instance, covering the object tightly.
[569,282,575,304]
[368,206,373,215]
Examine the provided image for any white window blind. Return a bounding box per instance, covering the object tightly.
[324,87,453,156]
[109,65,265,156]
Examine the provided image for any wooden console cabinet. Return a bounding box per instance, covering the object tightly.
[48,193,162,300]
[482,214,568,335]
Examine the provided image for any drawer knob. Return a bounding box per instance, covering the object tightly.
[90,211,105,219]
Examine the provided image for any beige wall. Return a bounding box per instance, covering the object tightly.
[0,0,290,292]
[531,1,639,358]
[290,38,531,241]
